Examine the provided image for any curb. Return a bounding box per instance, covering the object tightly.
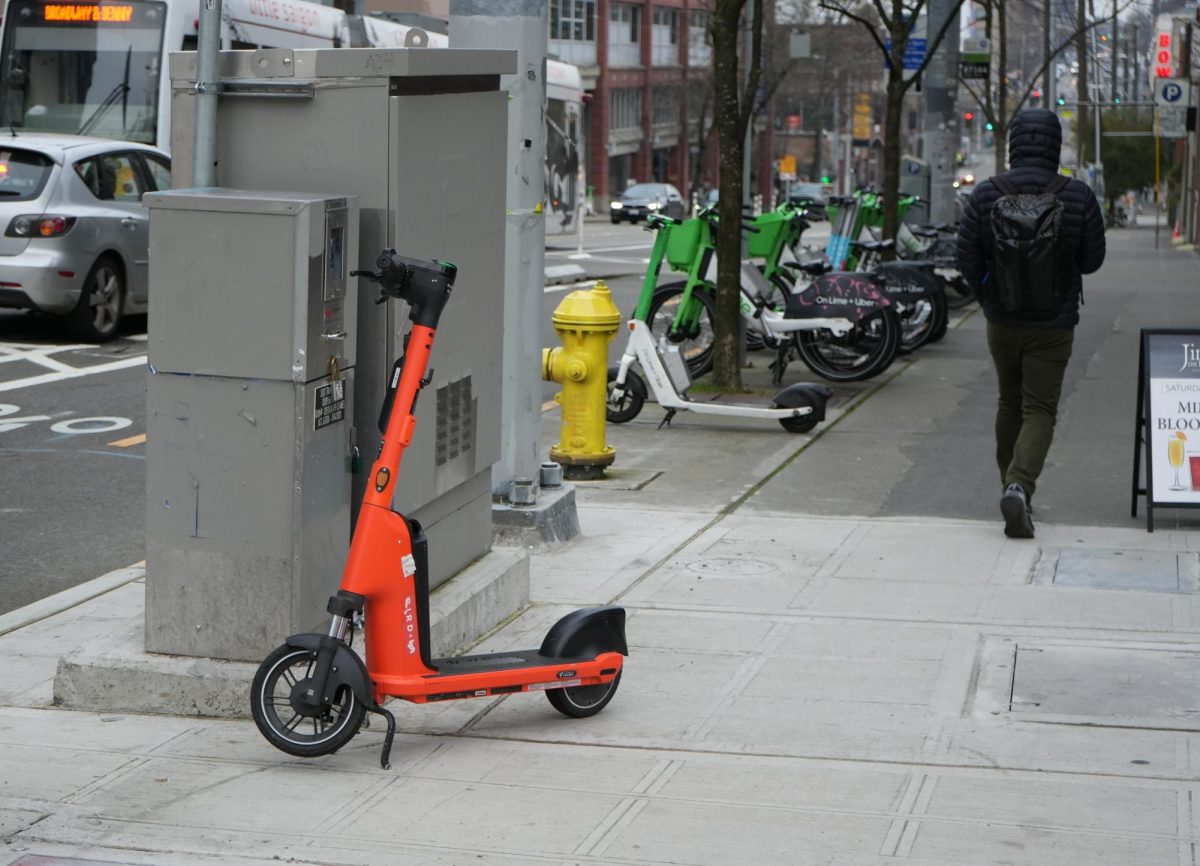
[0,563,146,638]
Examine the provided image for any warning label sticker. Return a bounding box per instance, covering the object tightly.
[315,381,346,430]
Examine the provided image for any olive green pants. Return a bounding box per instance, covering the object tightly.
[986,321,1075,499]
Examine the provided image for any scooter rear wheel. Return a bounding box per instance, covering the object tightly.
[251,644,365,758]
[547,670,622,719]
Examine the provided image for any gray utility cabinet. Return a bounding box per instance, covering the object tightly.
[168,47,513,592]
[144,190,358,661]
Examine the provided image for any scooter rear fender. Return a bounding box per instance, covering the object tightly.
[540,606,628,659]
[284,633,375,709]
[772,382,832,422]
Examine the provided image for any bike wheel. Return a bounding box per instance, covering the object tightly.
[251,644,365,758]
[926,291,950,343]
[606,366,646,424]
[547,670,622,719]
[646,282,715,377]
[794,306,900,382]
[897,291,946,353]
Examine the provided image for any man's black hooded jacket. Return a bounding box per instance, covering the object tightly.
[957,109,1106,328]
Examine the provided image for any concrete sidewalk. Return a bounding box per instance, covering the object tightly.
[3,228,1200,865]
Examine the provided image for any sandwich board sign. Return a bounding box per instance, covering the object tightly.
[1132,329,1200,531]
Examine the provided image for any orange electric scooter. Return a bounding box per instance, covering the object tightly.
[251,251,627,769]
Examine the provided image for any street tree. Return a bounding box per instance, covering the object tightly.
[816,0,966,246]
[710,0,765,391]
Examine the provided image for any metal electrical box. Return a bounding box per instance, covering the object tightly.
[167,47,513,590]
[144,190,358,661]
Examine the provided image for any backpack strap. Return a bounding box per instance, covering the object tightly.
[1045,174,1070,195]
[990,175,1018,196]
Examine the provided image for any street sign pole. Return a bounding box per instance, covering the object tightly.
[923,0,960,225]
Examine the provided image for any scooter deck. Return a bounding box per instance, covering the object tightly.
[429,649,592,676]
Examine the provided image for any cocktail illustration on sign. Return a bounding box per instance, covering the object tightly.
[1167,431,1188,490]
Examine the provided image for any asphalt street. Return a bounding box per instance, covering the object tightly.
[0,312,149,614]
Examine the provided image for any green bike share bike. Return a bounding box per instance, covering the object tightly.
[606,208,833,433]
[637,204,903,384]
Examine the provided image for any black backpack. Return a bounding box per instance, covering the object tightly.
[987,174,1070,317]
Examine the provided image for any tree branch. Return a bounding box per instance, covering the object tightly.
[738,0,766,136]
[901,0,969,91]
[818,1,893,70]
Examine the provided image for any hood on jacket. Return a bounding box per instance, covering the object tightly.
[1007,109,1062,172]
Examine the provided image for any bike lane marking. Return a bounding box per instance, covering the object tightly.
[0,353,146,393]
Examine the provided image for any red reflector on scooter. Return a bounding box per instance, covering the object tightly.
[0,281,21,288]
[57,270,75,278]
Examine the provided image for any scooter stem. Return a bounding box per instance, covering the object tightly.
[363,323,435,510]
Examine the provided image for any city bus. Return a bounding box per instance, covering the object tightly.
[0,0,583,231]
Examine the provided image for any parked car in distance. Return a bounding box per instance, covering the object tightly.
[0,133,171,341]
[610,182,686,224]
[787,181,829,220]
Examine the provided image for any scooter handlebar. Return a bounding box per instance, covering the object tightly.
[354,252,457,330]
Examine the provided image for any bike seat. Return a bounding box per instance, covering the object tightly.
[849,239,895,252]
[784,259,831,277]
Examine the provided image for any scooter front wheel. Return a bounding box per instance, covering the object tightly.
[606,366,646,424]
[547,670,622,719]
[251,644,366,758]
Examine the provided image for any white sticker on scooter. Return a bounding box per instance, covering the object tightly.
[402,554,417,576]
[528,679,582,691]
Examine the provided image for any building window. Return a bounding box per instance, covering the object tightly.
[610,87,643,131]
[688,9,713,66]
[651,7,679,66]
[652,87,680,126]
[608,2,641,68]
[550,0,596,42]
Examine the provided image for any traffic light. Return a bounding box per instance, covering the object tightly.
[963,111,974,126]
[985,121,994,131]
[820,175,831,184]
[1057,96,1066,106]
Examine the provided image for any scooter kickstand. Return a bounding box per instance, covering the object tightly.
[657,408,677,429]
[365,704,397,770]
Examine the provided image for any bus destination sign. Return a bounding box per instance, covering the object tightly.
[43,4,135,23]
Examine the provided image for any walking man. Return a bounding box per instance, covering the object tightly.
[957,108,1106,538]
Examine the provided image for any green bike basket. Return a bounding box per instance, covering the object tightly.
[746,211,790,259]
[665,219,704,272]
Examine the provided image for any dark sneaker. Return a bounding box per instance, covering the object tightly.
[1000,484,1035,539]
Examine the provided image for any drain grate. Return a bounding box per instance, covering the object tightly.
[1031,548,1200,593]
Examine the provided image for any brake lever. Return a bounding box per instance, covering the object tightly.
[351,269,382,283]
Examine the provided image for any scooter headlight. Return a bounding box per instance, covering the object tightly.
[610,201,624,210]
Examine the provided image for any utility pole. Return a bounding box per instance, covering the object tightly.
[1044,0,1054,108]
[1110,0,1117,103]
[450,0,547,503]
[923,0,960,225]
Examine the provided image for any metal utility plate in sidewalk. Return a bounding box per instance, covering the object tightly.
[973,637,1200,731]
[1031,548,1200,593]
[12,857,141,866]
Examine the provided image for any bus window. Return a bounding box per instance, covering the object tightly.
[0,0,167,142]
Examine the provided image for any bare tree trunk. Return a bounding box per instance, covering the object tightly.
[881,65,905,244]
[711,0,754,391]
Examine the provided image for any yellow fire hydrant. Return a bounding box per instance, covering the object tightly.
[542,281,622,480]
